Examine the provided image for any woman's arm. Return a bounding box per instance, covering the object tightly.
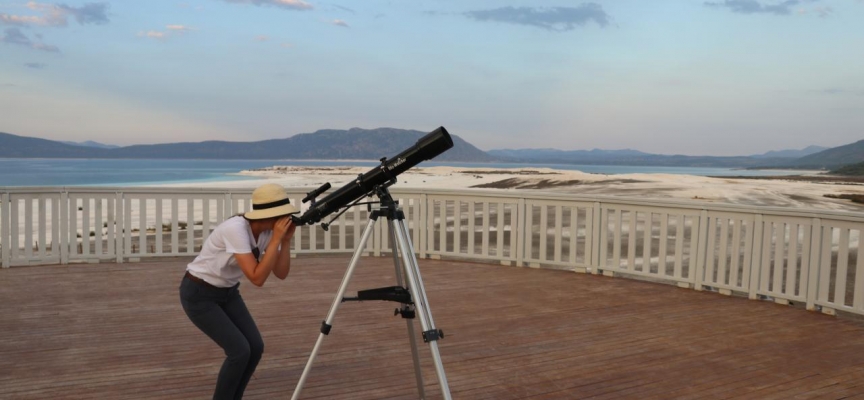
[236,216,291,287]
[272,222,295,280]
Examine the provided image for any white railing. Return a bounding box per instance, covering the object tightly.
[3,187,864,317]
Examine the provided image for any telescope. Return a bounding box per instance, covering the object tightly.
[291,126,454,226]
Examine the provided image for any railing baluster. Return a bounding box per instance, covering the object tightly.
[24,197,33,259]
[613,209,622,270]
[643,212,652,273]
[853,229,864,313]
[786,224,799,297]
[38,197,46,259]
[835,228,850,307]
[772,222,785,295]
[569,206,578,265]
[555,205,563,264]
[155,198,163,256]
[658,213,667,276]
[497,202,505,259]
[729,218,742,289]
[627,211,636,271]
[674,214,685,279]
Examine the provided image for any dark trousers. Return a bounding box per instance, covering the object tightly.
[180,275,264,400]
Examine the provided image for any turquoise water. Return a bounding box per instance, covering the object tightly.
[0,158,809,187]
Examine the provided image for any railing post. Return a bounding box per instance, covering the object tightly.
[591,202,601,274]
[806,218,822,311]
[115,192,124,264]
[60,191,69,265]
[515,197,525,267]
[693,210,709,291]
[748,214,764,300]
[1,191,9,268]
[419,194,427,258]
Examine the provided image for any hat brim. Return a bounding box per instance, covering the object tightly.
[244,204,300,220]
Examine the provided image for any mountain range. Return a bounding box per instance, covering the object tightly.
[0,128,860,170]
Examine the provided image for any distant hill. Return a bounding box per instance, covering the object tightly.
[0,128,494,162]
[488,147,790,168]
[59,140,120,149]
[830,161,864,176]
[787,140,864,169]
[0,132,110,158]
[750,145,828,159]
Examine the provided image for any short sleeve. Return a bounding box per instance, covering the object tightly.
[223,219,253,254]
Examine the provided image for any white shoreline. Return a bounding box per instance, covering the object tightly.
[146,165,861,212]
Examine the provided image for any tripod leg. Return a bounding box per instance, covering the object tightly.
[291,218,377,400]
[387,222,427,399]
[391,219,452,400]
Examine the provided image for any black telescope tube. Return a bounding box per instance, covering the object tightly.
[292,126,454,225]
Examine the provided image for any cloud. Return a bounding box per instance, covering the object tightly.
[818,88,864,96]
[0,27,59,52]
[704,0,806,15]
[218,0,313,11]
[137,30,167,39]
[464,4,610,31]
[280,42,293,48]
[331,19,349,27]
[138,25,194,40]
[255,34,269,42]
[24,62,46,69]
[0,2,109,27]
[166,24,194,32]
[332,4,355,14]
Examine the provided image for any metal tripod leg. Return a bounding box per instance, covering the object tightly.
[387,222,427,399]
[391,219,452,400]
[291,218,377,400]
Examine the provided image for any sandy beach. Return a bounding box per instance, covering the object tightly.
[150,165,864,212]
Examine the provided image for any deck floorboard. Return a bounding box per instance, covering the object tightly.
[3,255,864,399]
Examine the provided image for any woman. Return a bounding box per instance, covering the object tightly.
[179,183,298,400]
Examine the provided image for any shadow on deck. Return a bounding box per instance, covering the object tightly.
[3,256,864,399]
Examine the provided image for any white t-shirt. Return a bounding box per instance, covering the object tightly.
[186,216,274,288]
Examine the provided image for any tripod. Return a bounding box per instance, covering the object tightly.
[291,187,452,400]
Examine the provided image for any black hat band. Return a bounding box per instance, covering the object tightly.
[252,197,291,210]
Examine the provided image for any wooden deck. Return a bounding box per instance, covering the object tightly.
[3,256,864,400]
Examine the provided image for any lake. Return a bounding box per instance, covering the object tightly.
[0,158,810,187]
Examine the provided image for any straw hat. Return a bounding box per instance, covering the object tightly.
[244,184,299,220]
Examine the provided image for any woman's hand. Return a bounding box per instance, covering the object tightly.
[272,216,292,242]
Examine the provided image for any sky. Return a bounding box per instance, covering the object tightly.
[0,0,862,156]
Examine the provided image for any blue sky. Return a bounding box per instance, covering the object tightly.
[0,0,862,155]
